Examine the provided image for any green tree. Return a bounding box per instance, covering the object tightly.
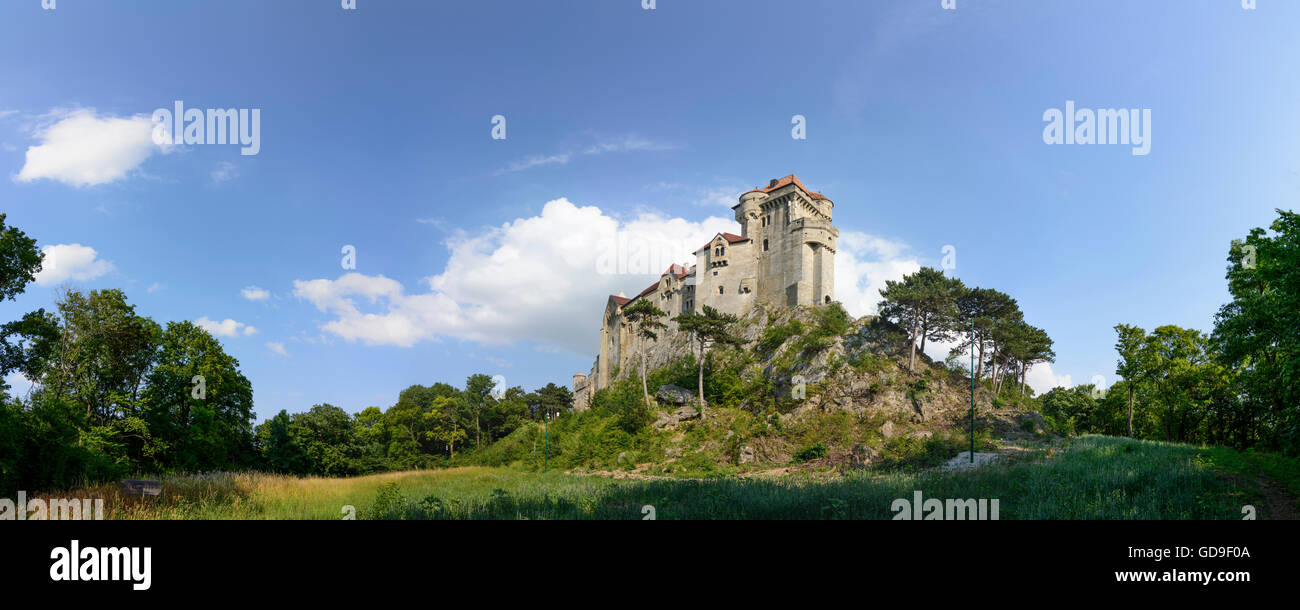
[291,404,362,476]
[141,321,255,470]
[43,289,161,426]
[0,213,42,302]
[878,267,966,372]
[1113,324,1150,437]
[950,288,1019,380]
[620,298,667,413]
[673,305,745,418]
[462,374,496,448]
[1212,209,1300,454]
[258,410,307,474]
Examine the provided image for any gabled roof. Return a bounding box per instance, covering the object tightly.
[736,174,828,206]
[612,264,694,307]
[664,263,690,280]
[694,232,750,253]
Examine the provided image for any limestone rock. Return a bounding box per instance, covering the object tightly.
[656,384,694,405]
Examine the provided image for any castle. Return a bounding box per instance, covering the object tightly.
[572,174,839,409]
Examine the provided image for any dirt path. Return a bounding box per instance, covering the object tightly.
[1252,475,1297,520]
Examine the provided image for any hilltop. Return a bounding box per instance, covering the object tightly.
[473,302,1052,476]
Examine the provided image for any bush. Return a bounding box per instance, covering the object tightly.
[759,320,804,353]
[793,442,828,463]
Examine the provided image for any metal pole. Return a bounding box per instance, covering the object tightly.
[970,316,975,463]
[543,412,549,473]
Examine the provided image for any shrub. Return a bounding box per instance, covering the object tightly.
[849,351,888,374]
[759,320,804,353]
[793,442,828,463]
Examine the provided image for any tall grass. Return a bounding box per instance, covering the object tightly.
[29,435,1288,520]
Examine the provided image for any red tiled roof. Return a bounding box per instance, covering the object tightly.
[619,264,691,305]
[611,295,631,306]
[695,232,751,253]
[738,174,828,203]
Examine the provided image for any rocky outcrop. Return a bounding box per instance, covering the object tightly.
[655,384,694,405]
[653,405,700,429]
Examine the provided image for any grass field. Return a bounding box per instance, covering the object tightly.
[33,435,1297,519]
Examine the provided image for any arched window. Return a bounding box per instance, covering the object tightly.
[824,295,831,304]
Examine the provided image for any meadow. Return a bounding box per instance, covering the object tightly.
[30,435,1296,520]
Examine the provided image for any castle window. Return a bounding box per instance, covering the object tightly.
[718,286,724,295]
[763,239,768,251]
[825,295,831,304]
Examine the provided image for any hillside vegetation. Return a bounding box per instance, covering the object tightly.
[470,302,1039,477]
[36,435,1297,519]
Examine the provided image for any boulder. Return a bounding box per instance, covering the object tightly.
[879,420,896,439]
[674,406,700,421]
[652,405,700,429]
[738,445,756,465]
[847,443,880,469]
[656,384,694,405]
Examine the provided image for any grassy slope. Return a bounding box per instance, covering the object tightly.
[44,435,1297,519]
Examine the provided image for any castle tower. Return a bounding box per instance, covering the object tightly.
[736,175,838,307]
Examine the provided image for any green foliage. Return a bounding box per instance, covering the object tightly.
[758,319,803,353]
[848,351,888,374]
[792,442,828,463]
[0,213,42,303]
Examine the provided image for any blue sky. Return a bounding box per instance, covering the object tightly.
[2,0,1296,421]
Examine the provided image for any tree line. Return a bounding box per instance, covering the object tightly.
[876,266,1056,398]
[1043,209,1299,455]
[0,214,572,492]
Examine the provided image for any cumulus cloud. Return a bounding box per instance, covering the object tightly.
[1025,364,1072,396]
[33,244,116,286]
[241,286,271,301]
[293,197,925,356]
[195,316,258,338]
[834,231,922,318]
[294,198,735,350]
[15,109,166,187]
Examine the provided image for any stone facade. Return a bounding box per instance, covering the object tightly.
[572,174,838,410]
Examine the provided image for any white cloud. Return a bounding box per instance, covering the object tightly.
[293,197,928,356]
[33,244,115,286]
[241,285,271,301]
[210,161,238,184]
[15,109,166,187]
[147,282,163,294]
[266,342,289,357]
[1025,364,1072,396]
[834,231,922,318]
[195,316,257,338]
[294,198,734,350]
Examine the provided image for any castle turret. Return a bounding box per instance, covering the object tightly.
[572,372,589,411]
